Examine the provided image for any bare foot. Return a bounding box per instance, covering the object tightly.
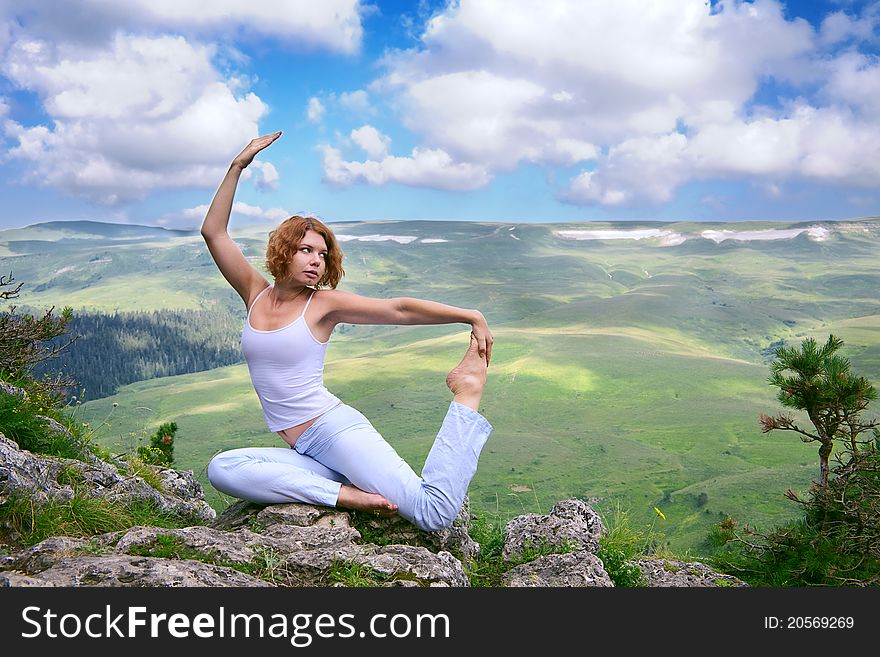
[445,335,488,411]
[336,484,398,517]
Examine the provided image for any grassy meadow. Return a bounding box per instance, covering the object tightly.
[3,217,879,555]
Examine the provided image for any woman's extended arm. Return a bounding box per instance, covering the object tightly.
[325,291,494,365]
[201,132,281,306]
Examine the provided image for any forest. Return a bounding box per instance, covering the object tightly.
[34,308,243,401]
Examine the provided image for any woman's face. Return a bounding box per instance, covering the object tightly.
[287,229,328,286]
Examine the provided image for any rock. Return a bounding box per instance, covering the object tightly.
[33,415,103,465]
[110,524,364,586]
[257,502,353,530]
[0,432,214,524]
[211,500,351,531]
[211,501,471,587]
[209,499,266,530]
[503,549,613,587]
[3,536,95,574]
[5,555,270,587]
[502,498,606,561]
[1,572,56,586]
[634,559,748,587]
[350,498,479,562]
[353,544,469,587]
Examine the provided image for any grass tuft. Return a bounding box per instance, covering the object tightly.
[326,561,394,587]
[0,492,191,547]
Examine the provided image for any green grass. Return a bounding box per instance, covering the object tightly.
[466,511,579,587]
[326,562,394,587]
[0,492,191,546]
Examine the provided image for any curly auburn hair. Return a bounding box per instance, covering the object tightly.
[265,216,345,288]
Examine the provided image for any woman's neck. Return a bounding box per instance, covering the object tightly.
[270,282,310,304]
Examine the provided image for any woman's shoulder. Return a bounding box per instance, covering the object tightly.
[316,288,360,302]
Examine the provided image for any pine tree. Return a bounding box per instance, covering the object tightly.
[760,334,878,487]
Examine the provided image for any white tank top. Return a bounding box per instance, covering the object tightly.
[240,286,341,431]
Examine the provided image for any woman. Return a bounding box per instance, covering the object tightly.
[203,132,493,531]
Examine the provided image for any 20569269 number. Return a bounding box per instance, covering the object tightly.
[787,617,854,629]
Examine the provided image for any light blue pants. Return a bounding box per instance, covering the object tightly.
[207,402,492,531]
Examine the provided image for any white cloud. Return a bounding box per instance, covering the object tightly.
[563,104,880,206]
[821,51,880,115]
[0,0,364,53]
[320,144,491,191]
[819,8,878,46]
[375,0,880,206]
[339,89,373,114]
[251,160,279,191]
[350,125,391,158]
[232,201,290,222]
[159,201,289,228]
[390,69,598,168]
[1,33,267,203]
[306,96,326,123]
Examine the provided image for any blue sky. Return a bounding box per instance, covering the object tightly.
[0,0,878,230]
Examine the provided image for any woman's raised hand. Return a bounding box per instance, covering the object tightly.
[231,131,282,170]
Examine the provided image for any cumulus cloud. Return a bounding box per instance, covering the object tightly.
[320,144,491,191]
[160,200,289,228]
[350,125,391,158]
[339,89,373,114]
[232,201,290,222]
[819,6,879,46]
[1,33,267,203]
[374,0,880,206]
[0,0,364,53]
[306,96,326,123]
[250,160,280,191]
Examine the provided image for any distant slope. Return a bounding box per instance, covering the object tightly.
[0,220,197,243]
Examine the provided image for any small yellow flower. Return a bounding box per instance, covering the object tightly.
[654,507,666,520]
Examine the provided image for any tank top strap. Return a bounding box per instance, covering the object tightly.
[300,289,316,318]
[247,285,272,318]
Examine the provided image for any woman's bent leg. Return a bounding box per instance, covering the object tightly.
[301,402,492,531]
[207,447,346,506]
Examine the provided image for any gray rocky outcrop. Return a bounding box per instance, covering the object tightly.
[0,429,746,587]
[3,553,270,587]
[1,503,468,587]
[634,559,748,587]
[0,432,214,524]
[502,497,606,561]
[503,549,614,587]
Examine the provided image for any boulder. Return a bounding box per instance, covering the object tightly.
[347,497,479,563]
[0,432,214,524]
[5,554,271,587]
[503,549,614,587]
[502,498,606,561]
[634,559,748,587]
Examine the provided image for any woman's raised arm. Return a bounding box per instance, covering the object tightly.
[324,290,494,365]
[201,132,282,306]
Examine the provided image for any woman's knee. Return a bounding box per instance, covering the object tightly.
[411,500,457,532]
[207,451,241,488]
